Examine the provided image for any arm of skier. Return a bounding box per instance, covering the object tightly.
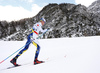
[39,27,47,33]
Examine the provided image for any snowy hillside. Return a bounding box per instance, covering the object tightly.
[0,36,100,73]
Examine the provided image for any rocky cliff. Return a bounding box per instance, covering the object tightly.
[0,3,100,41]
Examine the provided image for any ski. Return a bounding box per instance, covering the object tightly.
[7,62,45,69]
[7,61,46,69]
[2,57,51,70]
[34,61,45,65]
[7,65,21,69]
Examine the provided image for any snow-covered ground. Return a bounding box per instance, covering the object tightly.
[0,36,100,73]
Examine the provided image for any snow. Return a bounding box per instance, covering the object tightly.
[0,36,100,73]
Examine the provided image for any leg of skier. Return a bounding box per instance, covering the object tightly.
[10,34,32,66]
[32,41,44,65]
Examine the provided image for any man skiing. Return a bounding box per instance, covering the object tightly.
[10,18,49,66]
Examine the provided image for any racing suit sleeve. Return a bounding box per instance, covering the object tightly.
[39,27,47,33]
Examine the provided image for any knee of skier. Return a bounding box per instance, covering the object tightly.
[37,45,40,50]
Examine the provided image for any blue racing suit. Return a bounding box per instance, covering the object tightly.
[14,22,47,60]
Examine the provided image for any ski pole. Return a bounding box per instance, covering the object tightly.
[37,28,49,39]
[0,29,49,64]
[0,41,31,64]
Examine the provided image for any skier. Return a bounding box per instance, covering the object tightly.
[10,18,49,66]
